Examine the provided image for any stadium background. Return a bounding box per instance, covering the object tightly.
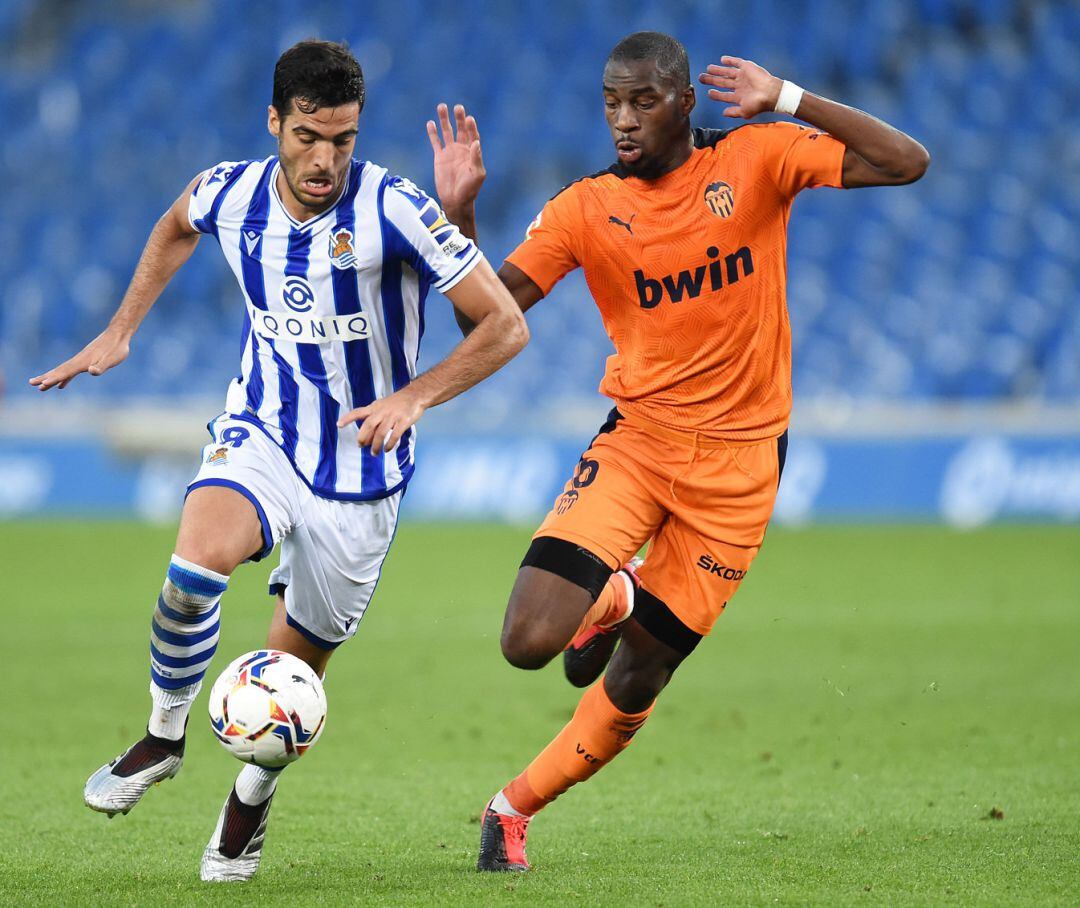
[1,0,1078,526]
[2,3,1078,904]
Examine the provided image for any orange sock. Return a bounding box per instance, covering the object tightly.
[571,571,630,640]
[502,681,653,816]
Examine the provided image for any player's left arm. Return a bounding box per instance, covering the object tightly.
[699,56,930,187]
[336,259,528,455]
[428,103,484,241]
[427,103,486,336]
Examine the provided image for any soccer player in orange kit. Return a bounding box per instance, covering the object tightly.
[428,31,929,871]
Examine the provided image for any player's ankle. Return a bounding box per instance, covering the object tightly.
[143,727,186,753]
[500,773,550,816]
[148,702,191,743]
[489,789,527,817]
[235,764,282,807]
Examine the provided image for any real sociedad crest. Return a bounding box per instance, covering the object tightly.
[329,228,358,269]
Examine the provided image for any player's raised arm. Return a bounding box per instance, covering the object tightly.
[337,256,528,455]
[428,102,498,337]
[429,104,551,337]
[699,56,930,188]
[428,103,485,241]
[29,173,204,391]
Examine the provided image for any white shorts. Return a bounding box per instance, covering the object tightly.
[187,415,402,649]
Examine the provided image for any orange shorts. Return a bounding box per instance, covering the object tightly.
[534,409,786,637]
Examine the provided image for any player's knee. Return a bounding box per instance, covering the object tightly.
[174,530,251,578]
[499,624,560,670]
[501,560,598,670]
[177,485,265,573]
[173,546,237,579]
[500,592,570,669]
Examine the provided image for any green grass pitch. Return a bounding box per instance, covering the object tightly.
[2,521,1078,906]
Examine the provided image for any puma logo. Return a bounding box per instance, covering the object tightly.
[608,214,635,235]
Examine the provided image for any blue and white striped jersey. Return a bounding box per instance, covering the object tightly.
[188,157,482,500]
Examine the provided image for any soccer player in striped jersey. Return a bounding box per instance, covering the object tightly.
[30,40,527,881]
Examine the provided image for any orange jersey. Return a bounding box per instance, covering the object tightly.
[506,123,846,441]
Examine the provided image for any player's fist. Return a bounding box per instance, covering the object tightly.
[427,103,485,216]
[698,56,783,120]
[28,327,131,391]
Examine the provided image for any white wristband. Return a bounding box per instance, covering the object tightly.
[774,80,804,117]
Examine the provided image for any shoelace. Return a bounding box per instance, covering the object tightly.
[499,812,531,847]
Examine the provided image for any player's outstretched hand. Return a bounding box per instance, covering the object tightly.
[28,328,131,391]
[337,386,427,456]
[699,57,782,120]
[428,103,485,214]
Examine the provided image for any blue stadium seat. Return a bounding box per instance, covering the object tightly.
[1,0,1076,413]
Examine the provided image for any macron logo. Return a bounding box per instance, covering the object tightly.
[243,230,262,256]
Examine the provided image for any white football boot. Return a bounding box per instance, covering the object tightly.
[84,735,184,817]
[200,788,275,882]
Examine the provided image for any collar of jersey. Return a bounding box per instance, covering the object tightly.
[620,146,705,191]
[269,158,354,231]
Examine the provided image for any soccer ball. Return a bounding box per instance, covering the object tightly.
[208,650,327,768]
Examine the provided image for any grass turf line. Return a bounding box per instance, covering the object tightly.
[1,522,1078,906]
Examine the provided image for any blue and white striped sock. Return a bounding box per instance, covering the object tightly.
[147,554,228,740]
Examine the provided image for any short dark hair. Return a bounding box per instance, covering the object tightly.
[606,31,690,89]
[272,40,365,117]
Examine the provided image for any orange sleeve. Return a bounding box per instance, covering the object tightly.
[504,185,583,296]
[757,121,846,198]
